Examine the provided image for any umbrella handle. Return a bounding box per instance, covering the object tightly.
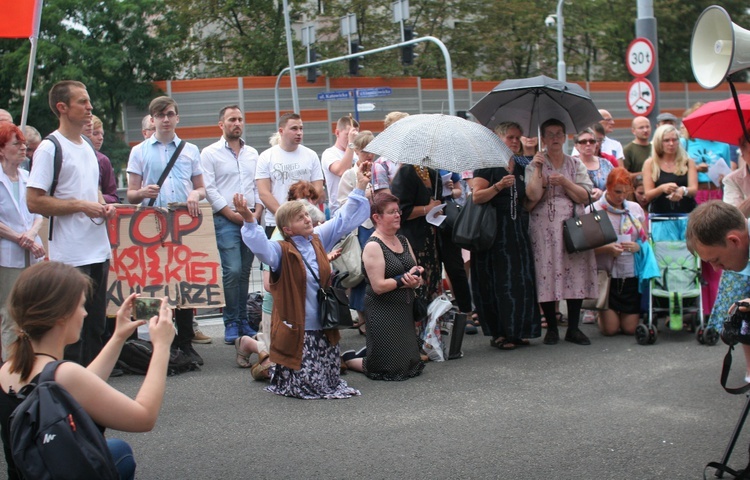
[728,79,750,145]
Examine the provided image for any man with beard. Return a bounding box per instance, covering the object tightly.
[201,106,263,344]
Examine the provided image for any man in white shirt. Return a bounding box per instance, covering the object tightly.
[27,80,115,366]
[256,113,324,237]
[126,96,206,365]
[597,109,624,161]
[321,116,358,214]
[201,105,263,344]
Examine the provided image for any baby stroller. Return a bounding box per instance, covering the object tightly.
[635,214,719,346]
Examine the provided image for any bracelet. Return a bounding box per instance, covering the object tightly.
[423,206,426,216]
[393,275,404,288]
[493,183,501,193]
[682,186,689,197]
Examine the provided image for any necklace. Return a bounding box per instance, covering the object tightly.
[34,353,58,361]
[414,166,431,186]
[379,233,400,249]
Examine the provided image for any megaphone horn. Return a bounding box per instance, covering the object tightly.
[690,5,750,89]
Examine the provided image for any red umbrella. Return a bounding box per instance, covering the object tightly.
[682,94,750,145]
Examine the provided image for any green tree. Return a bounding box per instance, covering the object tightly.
[0,0,187,170]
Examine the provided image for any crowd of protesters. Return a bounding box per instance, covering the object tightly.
[0,80,745,477]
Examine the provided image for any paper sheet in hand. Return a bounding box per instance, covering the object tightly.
[707,159,731,187]
[441,173,453,197]
[425,203,447,227]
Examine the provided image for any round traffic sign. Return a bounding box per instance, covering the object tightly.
[626,38,656,77]
[627,78,655,117]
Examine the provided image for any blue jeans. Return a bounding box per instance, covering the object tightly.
[107,438,135,480]
[214,215,254,327]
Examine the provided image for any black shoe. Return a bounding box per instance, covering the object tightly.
[564,328,591,345]
[181,344,204,366]
[543,329,560,345]
[110,368,124,378]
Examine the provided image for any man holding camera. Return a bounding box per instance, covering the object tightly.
[687,200,750,379]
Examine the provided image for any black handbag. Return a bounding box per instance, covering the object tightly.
[413,287,429,323]
[439,200,462,232]
[562,192,617,253]
[451,193,497,252]
[295,245,353,330]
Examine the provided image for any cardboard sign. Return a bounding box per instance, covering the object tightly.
[106,203,224,315]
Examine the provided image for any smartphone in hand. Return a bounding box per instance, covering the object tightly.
[133,297,162,321]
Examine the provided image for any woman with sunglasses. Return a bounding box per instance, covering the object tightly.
[574,128,614,202]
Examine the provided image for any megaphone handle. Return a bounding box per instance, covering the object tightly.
[728,79,750,144]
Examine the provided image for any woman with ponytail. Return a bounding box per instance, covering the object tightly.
[0,261,175,479]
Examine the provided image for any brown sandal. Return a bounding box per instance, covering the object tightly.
[251,352,272,381]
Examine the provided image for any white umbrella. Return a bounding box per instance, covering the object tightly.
[364,114,514,173]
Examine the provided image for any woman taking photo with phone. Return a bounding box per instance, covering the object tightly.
[0,261,175,480]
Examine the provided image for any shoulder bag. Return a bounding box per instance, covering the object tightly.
[451,193,497,252]
[562,192,617,253]
[147,140,185,207]
[294,244,353,330]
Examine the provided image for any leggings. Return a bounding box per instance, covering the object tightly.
[540,299,582,330]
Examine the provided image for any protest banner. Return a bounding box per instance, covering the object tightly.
[105,203,224,315]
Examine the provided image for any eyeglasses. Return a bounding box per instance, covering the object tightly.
[382,209,402,216]
[663,137,679,143]
[544,132,566,139]
[602,117,615,123]
[144,127,156,132]
[153,112,177,120]
[577,139,597,145]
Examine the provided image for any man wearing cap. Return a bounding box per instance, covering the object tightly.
[623,116,652,177]
[656,112,679,128]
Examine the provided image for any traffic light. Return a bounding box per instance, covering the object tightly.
[349,40,364,76]
[307,48,319,83]
[402,25,414,65]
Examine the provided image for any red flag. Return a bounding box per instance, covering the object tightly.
[0,0,40,39]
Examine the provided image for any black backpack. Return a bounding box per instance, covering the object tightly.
[9,360,119,480]
[117,339,198,376]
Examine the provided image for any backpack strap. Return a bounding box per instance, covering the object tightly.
[44,135,63,242]
[37,360,67,384]
[148,140,185,207]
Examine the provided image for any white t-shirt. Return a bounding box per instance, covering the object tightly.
[27,131,111,266]
[256,144,324,226]
[321,145,356,214]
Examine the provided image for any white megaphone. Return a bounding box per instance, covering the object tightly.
[691,5,750,89]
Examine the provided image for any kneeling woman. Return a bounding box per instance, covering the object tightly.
[234,166,371,399]
[0,262,175,480]
[592,167,648,335]
[343,193,426,380]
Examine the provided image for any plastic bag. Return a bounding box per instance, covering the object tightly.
[422,295,453,362]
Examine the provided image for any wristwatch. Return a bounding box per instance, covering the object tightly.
[681,186,689,197]
[347,143,356,150]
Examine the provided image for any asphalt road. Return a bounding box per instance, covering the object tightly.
[3,321,750,479]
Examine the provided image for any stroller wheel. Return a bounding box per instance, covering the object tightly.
[702,326,720,346]
[635,324,650,345]
[696,328,706,344]
[647,326,657,344]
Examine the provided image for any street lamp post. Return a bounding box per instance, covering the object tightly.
[556,0,565,82]
[282,0,299,113]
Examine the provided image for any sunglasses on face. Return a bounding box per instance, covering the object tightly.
[577,139,597,145]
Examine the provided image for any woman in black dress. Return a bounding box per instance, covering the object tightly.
[343,193,426,380]
[471,160,542,349]
[390,165,443,331]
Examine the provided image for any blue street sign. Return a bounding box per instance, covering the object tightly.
[356,87,392,98]
[317,90,351,101]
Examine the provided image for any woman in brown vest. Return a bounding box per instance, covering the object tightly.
[233,165,371,399]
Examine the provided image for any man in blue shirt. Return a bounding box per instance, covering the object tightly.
[126,96,206,365]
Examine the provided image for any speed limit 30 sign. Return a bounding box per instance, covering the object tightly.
[626,38,655,78]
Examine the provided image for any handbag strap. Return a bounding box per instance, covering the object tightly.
[289,240,323,289]
[148,140,185,207]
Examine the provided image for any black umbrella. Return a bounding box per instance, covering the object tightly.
[469,75,602,136]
